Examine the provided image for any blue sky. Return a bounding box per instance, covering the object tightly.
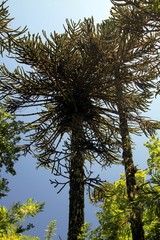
[1,0,160,239]
[1,1,113,239]
[7,0,112,33]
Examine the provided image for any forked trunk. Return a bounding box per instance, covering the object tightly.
[67,124,85,240]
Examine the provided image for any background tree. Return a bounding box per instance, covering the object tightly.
[90,137,160,240]
[144,136,160,191]
[0,18,120,240]
[0,198,44,240]
[108,2,159,238]
[0,0,27,198]
[96,10,159,239]
[0,105,25,198]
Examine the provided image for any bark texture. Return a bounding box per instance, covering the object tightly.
[67,124,85,240]
[115,69,145,240]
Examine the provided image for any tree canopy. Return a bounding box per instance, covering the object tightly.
[0,0,160,239]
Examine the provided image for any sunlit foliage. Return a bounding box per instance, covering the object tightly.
[90,137,160,240]
[0,104,25,198]
[44,220,56,240]
[0,198,44,240]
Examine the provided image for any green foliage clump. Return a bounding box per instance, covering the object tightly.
[145,136,160,184]
[89,137,160,240]
[0,104,25,198]
[77,222,90,240]
[0,106,24,174]
[44,220,56,240]
[0,198,44,240]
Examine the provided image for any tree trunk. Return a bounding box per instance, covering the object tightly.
[115,70,145,240]
[67,123,85,240]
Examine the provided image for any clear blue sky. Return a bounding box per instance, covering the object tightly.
[1,0,160,239]
[8,0,112,33]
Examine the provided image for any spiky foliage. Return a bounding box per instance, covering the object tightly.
[0,18,120,240]
[0,19,119,166]
[0,0,26,54]
[0,11,159,239]
[110,0,160,32]
[109,3,160,238]
[110,1,160,95]
[97,14,159,240]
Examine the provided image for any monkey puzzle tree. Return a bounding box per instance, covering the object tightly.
[1,3,159,239]
[0,18,120,239]
[110,0,160,96]
[107,3,159,238]
[96,11,160,239]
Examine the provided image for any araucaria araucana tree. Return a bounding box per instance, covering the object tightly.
[1,2,160,239]
[0,18,120,240]
[96,6,160,240]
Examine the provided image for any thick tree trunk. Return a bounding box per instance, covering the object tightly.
[115,71,145,240]
[67,124,85,240]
